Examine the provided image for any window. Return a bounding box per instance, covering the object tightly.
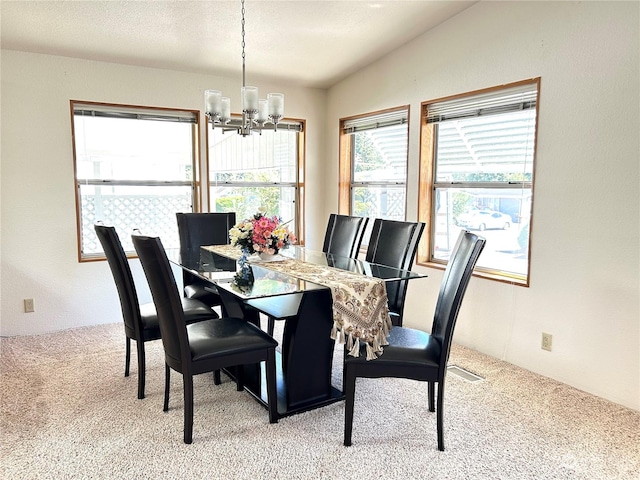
[207,121,305,243]
[418,79,539,285]
[339,107,409,233]
[71,102,200,261]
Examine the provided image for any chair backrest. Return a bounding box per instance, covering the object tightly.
[365,219,425,320]
[132,234,190,371]
[322,214,369,258]
[176,212,236,282]
[94,224,142,339]
[431,230,485,370]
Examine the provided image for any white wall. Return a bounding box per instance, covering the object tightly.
[0,51,327,335]
[326,1,639,410]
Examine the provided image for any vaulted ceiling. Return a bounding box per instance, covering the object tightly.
[1,1,476,89]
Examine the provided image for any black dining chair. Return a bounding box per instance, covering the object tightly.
[322,214,369,258]
[365,218,425,327]
[94,224,220,400]
[176,212,236,310]
[343,230,486,450]
[132,234,279,444]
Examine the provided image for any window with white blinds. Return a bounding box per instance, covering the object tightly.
[71,101,200,260]
[339,107,409,235]
[207,122,304,242]
[418,79,540,285]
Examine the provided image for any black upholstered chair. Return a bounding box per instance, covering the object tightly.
[176,212,236,309]
[132,234,278,444]
[343,230,486,450]
[322,214,369,258]
[365,218,425,326]
[95,224,219,400]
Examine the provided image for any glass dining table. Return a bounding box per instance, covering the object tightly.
[166,244,426,420]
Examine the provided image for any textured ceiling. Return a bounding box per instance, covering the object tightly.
[1,1,476,88]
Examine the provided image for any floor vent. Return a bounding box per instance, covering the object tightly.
[447,365,484,383]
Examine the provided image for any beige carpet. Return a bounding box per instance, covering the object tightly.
[1,322,638,479]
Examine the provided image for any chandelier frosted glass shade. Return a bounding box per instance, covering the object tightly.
[267,93,284,119]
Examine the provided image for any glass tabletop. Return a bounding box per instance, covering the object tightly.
[280,247,424,281]
[166,245,425,300]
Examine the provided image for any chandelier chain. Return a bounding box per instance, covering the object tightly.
[241,0,246,88]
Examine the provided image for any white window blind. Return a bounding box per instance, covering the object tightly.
[343,109,408,134]
[73,104,197,123]
[426,83,537,124]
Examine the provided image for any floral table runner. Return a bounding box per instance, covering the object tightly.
[205,245,392,360]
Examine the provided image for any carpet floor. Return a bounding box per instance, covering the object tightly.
[1,322,638,479]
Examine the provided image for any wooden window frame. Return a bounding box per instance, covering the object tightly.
[71,100,201,262]
[338,106,410,218]
[206,118,306,246]
[417,79,540,286]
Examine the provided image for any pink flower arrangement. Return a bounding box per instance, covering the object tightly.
[229,210,296,255]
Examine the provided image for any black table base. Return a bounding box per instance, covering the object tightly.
[218,288,344,419]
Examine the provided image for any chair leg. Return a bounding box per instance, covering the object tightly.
[342,345,349,392]
[217,366,242,390]
[428,381,435,412]
[134,340,147,399]
[267,316,275,336]
[183,374,194,444]
[266,349,278,423]
[163,364,170,412]
[343,367,356,446]
[124,337,131,377]
[236,367,244,391]
[437,381,445,451]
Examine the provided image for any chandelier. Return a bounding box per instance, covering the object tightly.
[204,0,284,136]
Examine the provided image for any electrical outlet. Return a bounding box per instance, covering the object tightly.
[541,332,552,351]
[24,298,35,313]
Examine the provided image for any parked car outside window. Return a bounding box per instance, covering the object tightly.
[455,209,511,231]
